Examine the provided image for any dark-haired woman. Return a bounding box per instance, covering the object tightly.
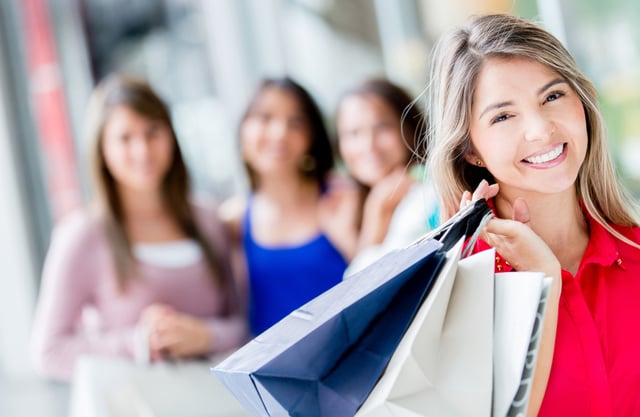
[220,77,358,335]
[30,75,246,381]
[336,79,439,275]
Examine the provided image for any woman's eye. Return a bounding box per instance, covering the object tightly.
[147,124,161,138]
[375,121,394,132]
[491,114,510,124]
[249,112,270,122]
[288,118,305,129]
[545,90,566,103]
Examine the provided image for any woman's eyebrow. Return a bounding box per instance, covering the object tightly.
[478,78,568,119]
[538,78,567,94]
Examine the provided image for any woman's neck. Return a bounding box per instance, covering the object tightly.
[256,175,319,208]
[495,190,589,274]
[117,186,166,219]
[116,186,187,242]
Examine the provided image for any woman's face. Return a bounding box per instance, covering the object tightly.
[468,56,588,200]
[337,94,410,187]
[101,105,175,193]
[240,87,312,180]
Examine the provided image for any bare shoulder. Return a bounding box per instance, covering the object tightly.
[320,174,361,213]
[218,195,248,242]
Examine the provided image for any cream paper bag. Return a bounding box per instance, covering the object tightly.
[356,242,495,417]
[69,355,250,417]
[494,273,552,417]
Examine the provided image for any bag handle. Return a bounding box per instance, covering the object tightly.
[420,199,493,255]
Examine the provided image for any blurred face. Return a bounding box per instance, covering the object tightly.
[240,87,311,180]
[101,105,175,192]
[468,56,588,199]
[337,94,410,186]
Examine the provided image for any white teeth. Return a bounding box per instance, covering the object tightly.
[524,144,564,164]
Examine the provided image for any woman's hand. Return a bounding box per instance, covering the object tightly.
[461,181,561,279]
[140,304,212,360]
[459,179,499,210]
[319,176,361,260]
[358,168,414,249]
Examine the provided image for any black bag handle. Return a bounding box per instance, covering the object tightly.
[421,199,493,253]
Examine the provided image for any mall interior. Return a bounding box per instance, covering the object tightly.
[1,0,639,416]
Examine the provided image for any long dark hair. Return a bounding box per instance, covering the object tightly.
[87,74,226,290]
[240,77,334,190]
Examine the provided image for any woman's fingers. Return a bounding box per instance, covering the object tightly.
[471,180,499,202]
[459,180,500,210]
[512,197,531,224]
[460,191,472,210]
[485,217,529,236]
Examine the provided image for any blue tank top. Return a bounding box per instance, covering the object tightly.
[242,202,347,335]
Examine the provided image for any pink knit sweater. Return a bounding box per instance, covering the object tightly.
[30,203,247,381]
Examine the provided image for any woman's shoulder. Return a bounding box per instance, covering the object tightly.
[611,223,640,255]
[218,195,249,240]
[51,206,107,247]
[191,195,246,243]
[217,195,248,224]
[44,206,110,272]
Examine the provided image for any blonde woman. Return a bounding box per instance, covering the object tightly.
[31,75,246,381]
[428,14,640,417]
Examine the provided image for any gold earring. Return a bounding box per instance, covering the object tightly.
[476,160,484,167]
[300,154,317,172]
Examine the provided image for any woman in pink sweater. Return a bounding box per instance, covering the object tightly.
[30,75,247,381]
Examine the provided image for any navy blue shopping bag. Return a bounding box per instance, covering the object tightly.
[213,199,493,417]
[213,237,445,417]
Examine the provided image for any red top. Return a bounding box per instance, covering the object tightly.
[474,209,640,417]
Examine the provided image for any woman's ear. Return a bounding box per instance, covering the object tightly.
[464,152,485,168]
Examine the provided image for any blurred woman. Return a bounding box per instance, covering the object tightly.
[220,77,358,335]
[336,79,439,275]
[30,75,246,381]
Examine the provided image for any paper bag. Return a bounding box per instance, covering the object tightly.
[494,274,552,417]
[356,244,495,417]
[69,355,250,417]
[213,238,446,417]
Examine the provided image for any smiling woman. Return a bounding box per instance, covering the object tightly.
[30,75,247,381]
[219,77,359,336]
[427,14,640,417]
[336,79,439,275]
[467,57,588,199]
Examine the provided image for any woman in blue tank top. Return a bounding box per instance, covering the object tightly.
[220,77,360,335]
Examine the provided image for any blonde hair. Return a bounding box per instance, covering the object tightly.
[87,74,227,290]
[427,14,640,248]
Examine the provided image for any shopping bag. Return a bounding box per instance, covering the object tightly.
[356,243,495,417]
[213,237,446,417]
[494,273,552,417]
[69,355,250,417]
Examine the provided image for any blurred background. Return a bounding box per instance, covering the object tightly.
[1,0,639,415]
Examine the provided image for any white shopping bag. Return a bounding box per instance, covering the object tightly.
[69,355,250,417]
[494,273,552,417]
[356,242,495,417]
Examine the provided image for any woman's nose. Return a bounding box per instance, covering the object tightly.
[129,136,151,158]
[267,120,288,141]
[523,112,556,142]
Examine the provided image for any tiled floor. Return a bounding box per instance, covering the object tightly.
[0,374,69,417]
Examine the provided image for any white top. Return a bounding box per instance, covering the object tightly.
[133,239,203,268]
[345,181,439,277]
